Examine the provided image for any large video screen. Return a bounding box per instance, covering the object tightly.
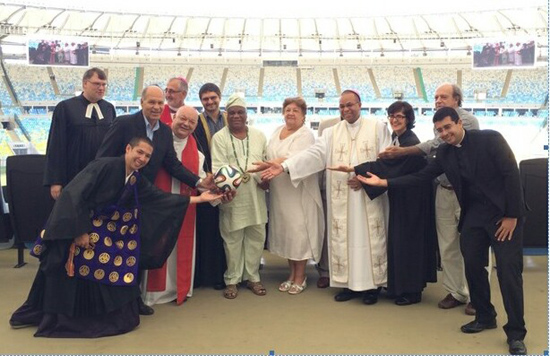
[473,39,536,69]
[27,36,89,67]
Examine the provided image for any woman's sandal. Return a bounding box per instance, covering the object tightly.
[288,277,307,295]
[247,281,267,296]
[223,284,238,299]
[278,280,293,292]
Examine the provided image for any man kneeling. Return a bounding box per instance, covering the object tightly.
[10,137,220,338]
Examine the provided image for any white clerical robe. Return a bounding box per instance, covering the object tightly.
[142,135,206,305]
[285,117,391,291]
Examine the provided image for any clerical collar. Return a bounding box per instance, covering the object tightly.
[454,129,466,148]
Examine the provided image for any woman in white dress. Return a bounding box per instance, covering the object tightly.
[266,97,324,295]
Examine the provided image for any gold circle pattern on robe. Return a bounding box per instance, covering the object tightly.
[109,271,119,283]
[124,273,134,284]
[120,225,129,235]
[127,240,137,250]
[113,255,123,266]
[92,218,103,227]
[32,244,42,255]
[122,212,132,222]
[83,249,95,260]
[111,211,120,221]
[94,269,105,280]
[79,265,90,276]
[104,236,112,247]
[89,232,100,243]
[98,252,110,264]
[129,224,138,235]
[107,222,117,232]
[126,256,136,267]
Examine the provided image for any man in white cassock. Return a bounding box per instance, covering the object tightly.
[257,90,391,304]
[142,105,206,305]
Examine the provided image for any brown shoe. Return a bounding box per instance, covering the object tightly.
[438,293,466,309]
[317,276,330,288]
[465,302,476,315]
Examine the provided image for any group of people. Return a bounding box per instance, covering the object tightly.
[474,41,536,68]
[29,40,89,66]
[8,67,528,355]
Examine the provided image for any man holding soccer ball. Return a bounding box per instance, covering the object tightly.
[210,94,269,299]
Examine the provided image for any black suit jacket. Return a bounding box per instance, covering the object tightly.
[389,130,525,230]
[96,110,199,187]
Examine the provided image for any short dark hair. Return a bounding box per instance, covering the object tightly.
[283,97,307,116]
[128,136,153,148]
[387,101,415,130]
[199,83,221,100]
[82,67,107,81]
[433,107,460,124]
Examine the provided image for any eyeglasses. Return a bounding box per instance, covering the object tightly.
[339,102,359,110]
[388,114,407,121]
[164,88,183,95]
[87,81,107,88]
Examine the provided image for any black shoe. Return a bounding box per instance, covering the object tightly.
[138,297,155,316]
[508,339,527,355]
[460,320,497,333]
[213,283,226,290]
[362,289,380,305]
[395,293,421,306]
[334,288,361,302]
[9,319,35,329]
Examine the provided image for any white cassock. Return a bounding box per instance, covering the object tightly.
[284,117,391,291]
[142,135,206,305]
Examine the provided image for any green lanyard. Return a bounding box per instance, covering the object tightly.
[230,130,251,183]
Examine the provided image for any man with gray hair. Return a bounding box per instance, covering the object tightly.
[160,76,188,125]
[380,83,479,315]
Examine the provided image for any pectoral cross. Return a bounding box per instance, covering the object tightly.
[335,143,347,162]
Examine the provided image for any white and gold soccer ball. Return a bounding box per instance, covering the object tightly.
[214,164,243,192]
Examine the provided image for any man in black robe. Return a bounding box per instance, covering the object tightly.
[192,83,228,290]
[44,67,116,200]
[9,137,220,338]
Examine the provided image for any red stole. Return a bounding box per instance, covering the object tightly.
[160,105,174,126]
[146,135,198,305]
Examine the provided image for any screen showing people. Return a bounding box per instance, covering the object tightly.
[473,39,536,68]
[27,37,89,67]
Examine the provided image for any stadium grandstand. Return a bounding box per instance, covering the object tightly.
[0,0,548,354]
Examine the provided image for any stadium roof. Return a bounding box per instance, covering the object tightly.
[0,0,547,60]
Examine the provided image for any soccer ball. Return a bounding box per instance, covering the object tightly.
[214,165,243,192]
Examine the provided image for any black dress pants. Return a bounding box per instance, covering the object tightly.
[460,204,526,341]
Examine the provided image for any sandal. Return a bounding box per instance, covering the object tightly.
[223,284,238,299]
[246,281,267,296]
[288,277,307,295]
[278,280,293,292]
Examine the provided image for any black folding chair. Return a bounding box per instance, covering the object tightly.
[6,155,55,267]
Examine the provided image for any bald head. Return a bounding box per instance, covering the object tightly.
[172,105,199,139]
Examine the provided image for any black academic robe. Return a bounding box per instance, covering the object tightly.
[44,94,116,187]
[192,112,227,288]
[11,157,189,338]
[355,129,437,297]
